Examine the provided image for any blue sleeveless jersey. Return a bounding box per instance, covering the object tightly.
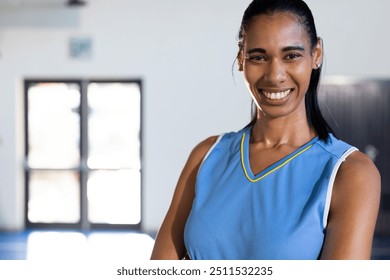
[184,126,357,260]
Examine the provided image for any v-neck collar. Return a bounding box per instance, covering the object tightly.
[240,127,319,183]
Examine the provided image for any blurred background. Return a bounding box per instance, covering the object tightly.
[0,0,389,260]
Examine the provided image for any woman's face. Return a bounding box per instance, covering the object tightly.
[239,12,322,119]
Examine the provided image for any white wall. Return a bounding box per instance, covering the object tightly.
[0,0,389,232]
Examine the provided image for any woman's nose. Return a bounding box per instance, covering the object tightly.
[264,60,286,85]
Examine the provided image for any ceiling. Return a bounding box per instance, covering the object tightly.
[0,0,85,7]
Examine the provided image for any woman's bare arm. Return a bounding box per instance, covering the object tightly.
[150,136,218,259]
[320,151,381,259]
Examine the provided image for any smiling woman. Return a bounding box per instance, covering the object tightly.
[150,0,381,260]
[239,12,319,123]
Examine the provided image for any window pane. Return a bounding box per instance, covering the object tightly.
[87,170,141,224]
[28,171,80,223]
[87,82,141,169]
[27,82,80,168]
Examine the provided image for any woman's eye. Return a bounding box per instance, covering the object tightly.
[285,53,302,60]
[246,55,266,62]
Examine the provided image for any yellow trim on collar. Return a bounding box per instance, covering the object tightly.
[240,133,313,183]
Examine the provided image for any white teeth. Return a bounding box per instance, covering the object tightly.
[263,89,291,100]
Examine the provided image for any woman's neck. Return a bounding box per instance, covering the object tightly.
[251,108,316,147]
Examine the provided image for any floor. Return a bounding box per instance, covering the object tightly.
[0,230,389,260]
[0,229,155,260]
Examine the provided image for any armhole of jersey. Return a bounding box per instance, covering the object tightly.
[196,134,225,177]
[322,147,359,229]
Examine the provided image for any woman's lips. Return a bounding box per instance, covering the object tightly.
[261,89,292,100]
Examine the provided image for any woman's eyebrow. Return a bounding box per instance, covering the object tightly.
[246,48,266,54]
[246,46,306,54]
[282,46,306,52]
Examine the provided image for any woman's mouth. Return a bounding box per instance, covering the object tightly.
[262,89,292,100]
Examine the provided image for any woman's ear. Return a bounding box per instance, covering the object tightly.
[237,49,244,72]
[313,37,323,69]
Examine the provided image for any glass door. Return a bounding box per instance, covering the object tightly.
[25,79,142,229]
[87,82,141,226]
[26,82,81,225]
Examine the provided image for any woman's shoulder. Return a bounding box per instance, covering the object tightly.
[189,127,248,161]
[333,150,381,210]
[337,150,381,188]
[182,136,219,170]
[191,135,220,157]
